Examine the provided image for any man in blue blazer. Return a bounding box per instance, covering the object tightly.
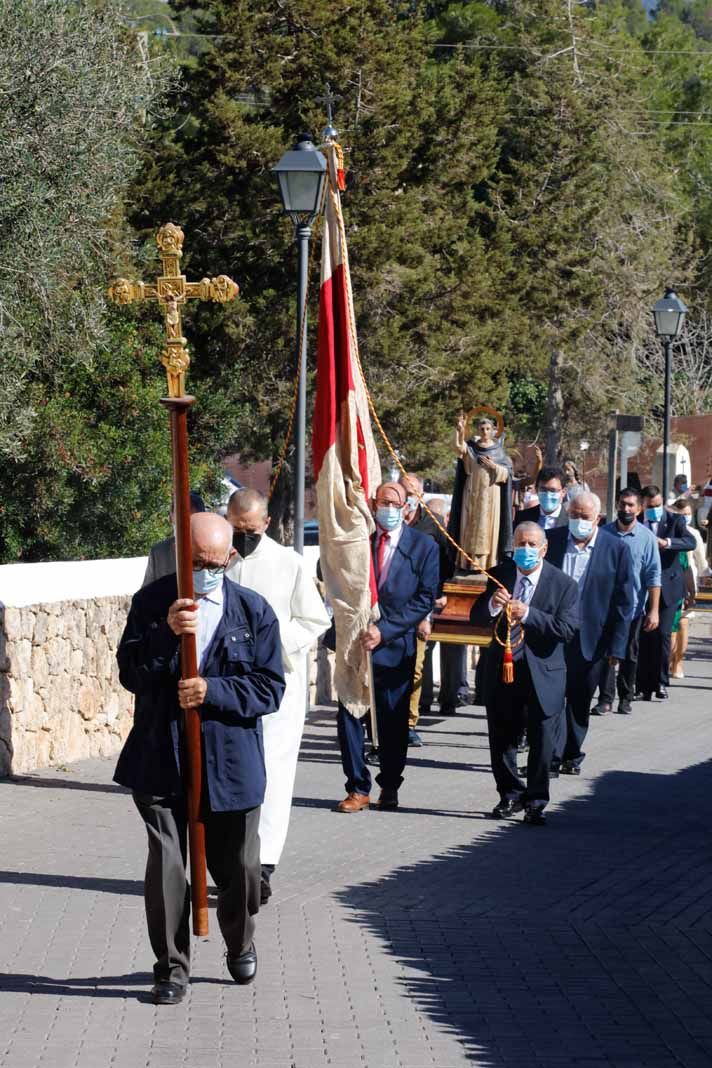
[336,481,439,812]
[471,522,578,824]
[545,492,635,774]
[637,484,696,698]
[115,514,285,1004]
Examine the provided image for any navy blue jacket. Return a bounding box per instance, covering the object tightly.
[470,560,578,717]
[114,575,285,811]
[545,525,635,661]
[642,511,696,608]
[373,523,439,668]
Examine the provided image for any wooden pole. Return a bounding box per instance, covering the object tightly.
[161,395,208,937]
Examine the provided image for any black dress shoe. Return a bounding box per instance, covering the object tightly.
[656,687,669,699]
[591,702,611,716]
[549,766,560,779]
[642,692,653,701]
[491,798,524,819]
[151,981,186,1005]
[523,806,547,826]
[560,760,581,776]
[227,944,257,985]
[364,746,380,767]
[615,700,632,715]
[376,787,399,810]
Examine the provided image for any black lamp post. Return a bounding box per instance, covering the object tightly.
[272,134,327,553]
[651,287,688,505]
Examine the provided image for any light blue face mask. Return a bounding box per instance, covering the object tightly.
[513,545,541,571]
[538,490,561,514]
[645,506,663,523]
[569,517,594,540]
[375,505,403,532]
[193,568,223,595]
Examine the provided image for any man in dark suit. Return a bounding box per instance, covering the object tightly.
[637,484,696,698]
[115,513,285,1003]
[545,492,635,774]
[514,465,569,531]
[471,522,578,824]
[335,481,439,812]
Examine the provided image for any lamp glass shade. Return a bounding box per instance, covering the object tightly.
[652,289,688,338]
[272,138,327,221]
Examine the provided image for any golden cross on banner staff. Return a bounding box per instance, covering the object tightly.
[108,223,239,937]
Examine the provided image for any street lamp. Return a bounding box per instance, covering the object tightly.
[652,287,688,504]
[579,439,590,485]
[272,134,327,553]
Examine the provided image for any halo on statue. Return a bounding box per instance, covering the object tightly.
[464,404,505,440]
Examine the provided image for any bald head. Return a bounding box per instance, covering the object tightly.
[375,481,406,507]
[228,488,268,522]
[191,513,234,567]
[427,498,446,518]
[513,521,546,547]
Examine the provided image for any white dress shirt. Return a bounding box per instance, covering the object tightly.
[539,505,562,531]
[489,562,543,621]
[562,526,599,588]
[196,580,224,670]
[375,520,404,588]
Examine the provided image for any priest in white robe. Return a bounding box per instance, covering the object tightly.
[226,488,330,903]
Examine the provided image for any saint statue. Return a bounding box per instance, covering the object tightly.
[447,408,514,572]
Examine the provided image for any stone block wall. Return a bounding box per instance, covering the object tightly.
[0,596,134,777]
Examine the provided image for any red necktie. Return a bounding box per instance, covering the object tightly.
[377,531,390,583]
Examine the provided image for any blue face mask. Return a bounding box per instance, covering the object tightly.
[569,517,594,540]
[513,545,541,571]
[679,483,688,493]
[645,506,663,523]
[375,505,403,532]
[193,568,223,595]
[538,490,561,514]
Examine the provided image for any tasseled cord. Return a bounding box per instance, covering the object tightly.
[501,604,515,685]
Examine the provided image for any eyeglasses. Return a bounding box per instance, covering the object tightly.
[192,555,230,577]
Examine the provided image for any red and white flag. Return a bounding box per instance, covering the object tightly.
[313,143,381,717]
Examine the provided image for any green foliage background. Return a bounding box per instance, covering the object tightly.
[1,0,712,561]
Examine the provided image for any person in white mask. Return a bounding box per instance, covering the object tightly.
[544,492,636,775]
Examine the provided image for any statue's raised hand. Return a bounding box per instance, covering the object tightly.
[456,414,466,436]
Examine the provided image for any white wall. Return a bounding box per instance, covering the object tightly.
[0,558,148,608]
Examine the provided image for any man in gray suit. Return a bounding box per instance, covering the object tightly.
[142,491,206,587]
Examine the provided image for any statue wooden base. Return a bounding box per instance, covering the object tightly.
[430,574,492,647]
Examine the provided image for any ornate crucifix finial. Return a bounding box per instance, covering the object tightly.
[317,83,341,141]
[108,223,239,397]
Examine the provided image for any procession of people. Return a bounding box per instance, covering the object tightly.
[115,410,709,1002]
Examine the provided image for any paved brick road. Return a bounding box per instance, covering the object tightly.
[1,635,710,1068]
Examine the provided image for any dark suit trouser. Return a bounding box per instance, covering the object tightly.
[599,615,643,706]
[637,599,677,692]
[337,656,415,794]
[486,659,554,808]
[439,644,469,709]
[558,635,603,768]
[133,793,261,985]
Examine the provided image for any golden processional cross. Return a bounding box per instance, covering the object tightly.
[108,223,239,938]
[108,222,239,397]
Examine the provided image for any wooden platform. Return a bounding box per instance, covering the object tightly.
[430,577,492,647]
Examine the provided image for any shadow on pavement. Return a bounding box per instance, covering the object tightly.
[0,971,226,1001]
[0,775,129,794]
[0,871,143,895]
[337,759,712,1067]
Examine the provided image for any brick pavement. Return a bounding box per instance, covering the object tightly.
[0,634,710,1068]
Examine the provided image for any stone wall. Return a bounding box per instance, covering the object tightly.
[0,596,134,777]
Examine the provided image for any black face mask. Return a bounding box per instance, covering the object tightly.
[617,510,636,526]
[233,531,262,558]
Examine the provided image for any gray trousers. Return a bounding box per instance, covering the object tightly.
[133,793,261,985]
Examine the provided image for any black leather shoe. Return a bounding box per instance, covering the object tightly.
[642,692,653,701]
[227,944,257,985]
[656,687,669,700]
[376,787,399,810]
[151,981,186,1005]
[523,806,547,826]
[364,746,380,767]
[560,760,581,776]
[491,798,524,819]
[549,763,560,779]
[615,700,632,715]
[591,702,611,716]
